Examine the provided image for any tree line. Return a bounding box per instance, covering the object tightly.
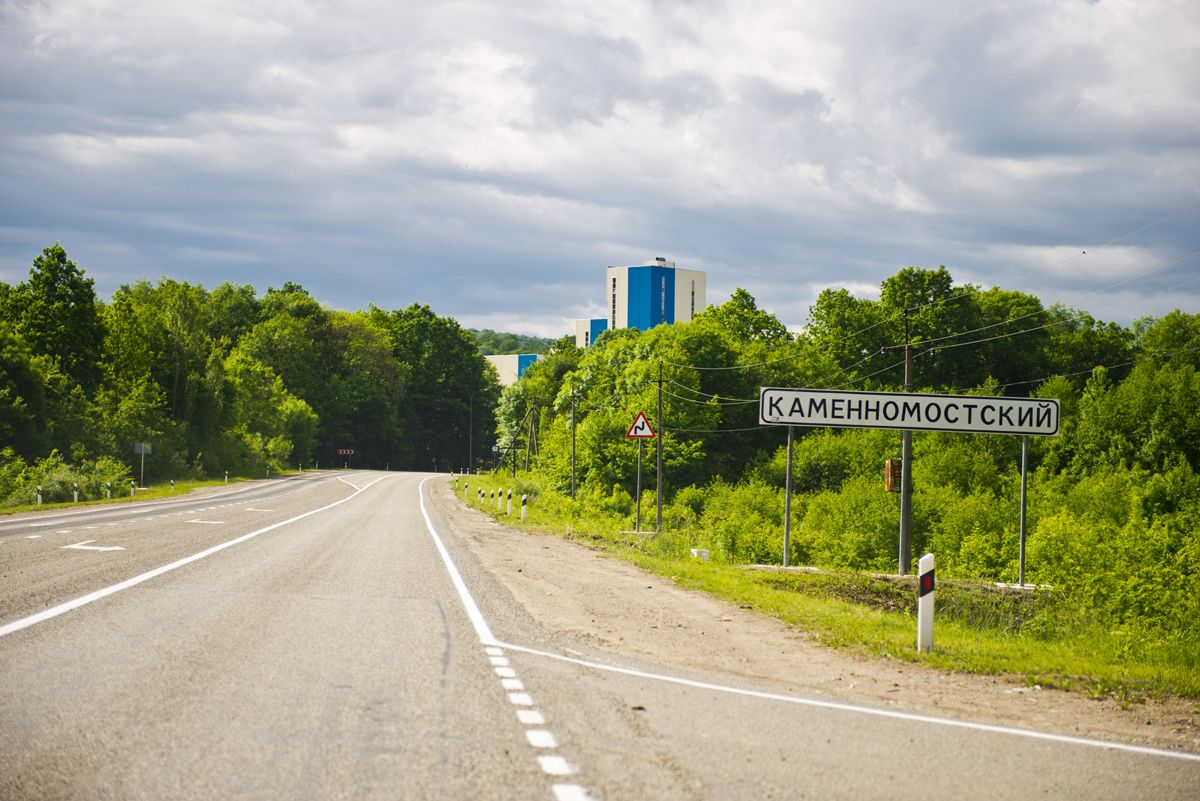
[496,267,1199,655]
[0,244,500,504]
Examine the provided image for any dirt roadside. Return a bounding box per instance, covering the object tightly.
[431,480,1200,755]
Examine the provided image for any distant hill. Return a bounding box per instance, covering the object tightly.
[470,328,554,355]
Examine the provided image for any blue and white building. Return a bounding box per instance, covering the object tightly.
[575,257,706,347]
[485,353,539,387]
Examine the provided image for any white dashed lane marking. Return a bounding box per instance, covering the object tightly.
[421,477,594,801]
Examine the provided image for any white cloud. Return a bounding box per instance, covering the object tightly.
[1,0,1197,333]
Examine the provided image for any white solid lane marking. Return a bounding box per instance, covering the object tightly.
[417,477,495,644]
[29,522,52,527]
[508,693,534,706]
[526,730,557,749]
[537,756,574,776]
[245,508,274,512]
[517,709,545,725]
[552,784,592,801]
[497,640,1200,765]
[0,476,389,639]
[186,520,225,525]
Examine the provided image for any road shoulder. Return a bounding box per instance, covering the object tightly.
[430,479,1200,755]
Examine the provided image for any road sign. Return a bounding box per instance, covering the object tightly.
[134,442,152,454]
[759,388,1059,437]
[336,448,355,455]
[626,411,656,439]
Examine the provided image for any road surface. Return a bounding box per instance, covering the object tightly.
[1,471,1196,800]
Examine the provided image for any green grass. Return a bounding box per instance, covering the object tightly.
[0,474,284,516]
[454,472,1200,701]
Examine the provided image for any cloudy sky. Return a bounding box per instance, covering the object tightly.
[2,0,1197,337]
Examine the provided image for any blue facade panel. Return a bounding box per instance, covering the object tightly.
[517,353,539,378]
[589,318,607,345]
[626,265,675,331]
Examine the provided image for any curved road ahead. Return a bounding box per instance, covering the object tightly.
[1,471,1196,800]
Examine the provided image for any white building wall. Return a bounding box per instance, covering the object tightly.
[484,354,519,387]
[674,268,706,323]
[575,319,589,349]
[606,266,628,330]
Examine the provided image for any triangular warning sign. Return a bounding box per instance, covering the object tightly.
[626,411,657,439]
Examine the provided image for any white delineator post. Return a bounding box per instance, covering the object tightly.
[917,552,935,653]
[507,489,512,515]
[521,494,527,521]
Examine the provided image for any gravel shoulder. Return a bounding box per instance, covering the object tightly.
[431,480,1200,755]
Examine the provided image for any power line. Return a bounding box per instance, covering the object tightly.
[915,251,1200,362]
[987,344,1200,392]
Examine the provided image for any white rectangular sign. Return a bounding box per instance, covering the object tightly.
[759,388,1059,436]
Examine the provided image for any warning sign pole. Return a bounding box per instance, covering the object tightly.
[635,438,643,531]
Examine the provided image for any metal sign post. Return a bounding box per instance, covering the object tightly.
[134,442,152,488]
[626,411,657,532]
[783,426,794,568]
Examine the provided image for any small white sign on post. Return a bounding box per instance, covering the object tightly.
[917,553,935,652]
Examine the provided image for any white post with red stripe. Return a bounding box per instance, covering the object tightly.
[917,552,935,653]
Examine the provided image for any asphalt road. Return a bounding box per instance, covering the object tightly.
[1,471,1196,800]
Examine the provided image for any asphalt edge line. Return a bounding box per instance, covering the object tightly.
[417,475,497,645]
[0,474,391,639]
[495,640,1200,765]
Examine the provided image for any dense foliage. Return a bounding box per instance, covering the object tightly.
[494,273,1199,666]
[0,244,500,503]
[470,328,553,355]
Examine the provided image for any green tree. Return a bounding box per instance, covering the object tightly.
[0,323,49,458]
[2,244,105,391]
[370,304,498,471]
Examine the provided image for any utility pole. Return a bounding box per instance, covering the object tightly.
[899,311,914,575]
[656,360,663,534]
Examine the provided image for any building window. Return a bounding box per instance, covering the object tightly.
[691,280,696,317]
[611,277,617,328]
[661,276,667,323]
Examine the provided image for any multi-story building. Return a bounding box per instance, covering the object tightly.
[575,257,706,347]
[485,353,539,387]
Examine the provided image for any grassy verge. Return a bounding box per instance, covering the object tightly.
[0,473,290,516]
[454,472,1200,702]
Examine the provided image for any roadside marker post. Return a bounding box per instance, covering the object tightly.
[73,482,79,503]
[521,494,527,521]
[106,482,112,499]
[507,489,512,515]
[37,485,42,507]
[917,553,935,652]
